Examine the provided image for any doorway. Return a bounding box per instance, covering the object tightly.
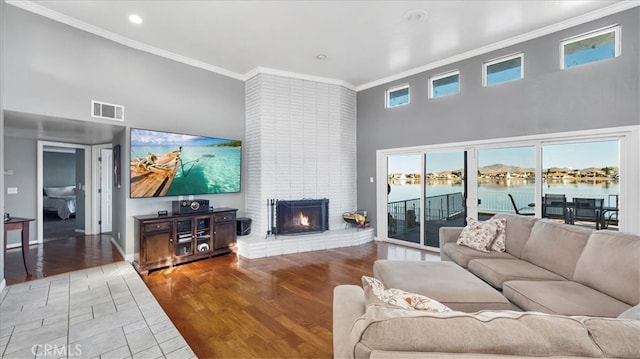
[37,141,92,243]
[41,145,81,241]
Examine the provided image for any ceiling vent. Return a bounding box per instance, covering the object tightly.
[91,100,124,121]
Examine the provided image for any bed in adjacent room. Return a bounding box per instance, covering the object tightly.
[43,186,76,220]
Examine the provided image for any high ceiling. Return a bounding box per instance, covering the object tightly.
[9,0,634,90]
[3,1,636,144]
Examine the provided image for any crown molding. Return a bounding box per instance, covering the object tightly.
[7,0,638,91]
[356,1,640,92]
[6,0,245,81]
[244,67,356,90]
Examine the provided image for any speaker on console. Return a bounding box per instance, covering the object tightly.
[172,199,210,214]
[237,217,252,236]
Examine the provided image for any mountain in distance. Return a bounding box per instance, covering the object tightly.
[478,163,535,174]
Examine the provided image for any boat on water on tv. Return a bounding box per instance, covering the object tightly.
[129,128,241,198]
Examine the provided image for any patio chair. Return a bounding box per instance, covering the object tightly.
[508,194,534,216]
[542,194,570,223]
[572,197,604,230]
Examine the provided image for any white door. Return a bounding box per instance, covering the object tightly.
[100,148,113,233]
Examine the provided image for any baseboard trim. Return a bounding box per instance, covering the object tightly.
[110,236,129,261]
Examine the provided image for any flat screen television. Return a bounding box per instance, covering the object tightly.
[129,128,241,198]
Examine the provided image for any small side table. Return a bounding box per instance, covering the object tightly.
[4,217,35,275]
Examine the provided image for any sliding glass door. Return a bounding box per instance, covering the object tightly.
[387,155,422,244]
[424,151,467,248]
[385,151,467,249]
[380,129,635,248]
[542,140,619,229]
[477,146,536,218]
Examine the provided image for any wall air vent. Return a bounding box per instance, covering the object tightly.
[91,100,124,121]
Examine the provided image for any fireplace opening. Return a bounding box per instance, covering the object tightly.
[276,198,329,235]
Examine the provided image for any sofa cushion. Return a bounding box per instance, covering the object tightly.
[521,219,591,280]
[351,307,605,358]
[491,213,538,258]
[361,276,452,312]
[467,259,565,289]
[373,260,512,312]
[581,317,640,358]
[573,231,640,306]
[503,280,631,317]
[442,242,516,268]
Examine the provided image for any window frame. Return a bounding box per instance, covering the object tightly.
[560,25,621,69]
[429,70,460,99]
[385,84,410,108]
[483,53,524,87]
[376,125,640,243]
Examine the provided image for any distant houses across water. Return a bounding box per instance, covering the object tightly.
[388,163,619,185]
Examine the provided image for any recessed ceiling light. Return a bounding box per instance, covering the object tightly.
[316,54,327,60]
[129,14,143,24]
[404,9,427,22]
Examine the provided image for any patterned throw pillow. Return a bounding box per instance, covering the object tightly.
[361,276,452,312]
[456,217,500,253]
[489,217,507,252]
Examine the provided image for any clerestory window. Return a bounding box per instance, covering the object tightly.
[483,53,524,86]
[385,84,410,108]
[429,71,460,98]
[561,25,620,69]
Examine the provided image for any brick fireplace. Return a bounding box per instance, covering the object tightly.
[239,72,374,258]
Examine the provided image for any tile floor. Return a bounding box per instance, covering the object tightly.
[0,262,195,359]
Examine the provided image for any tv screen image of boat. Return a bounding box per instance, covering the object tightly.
[130,128,241,198]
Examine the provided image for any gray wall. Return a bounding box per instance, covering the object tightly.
[3,5,246,259]
[75,149,85,231]
[1,0,5,287]
[3,137,37,247]
[43,151,76,188]
[356,8,640,230]
[113,129,126,251]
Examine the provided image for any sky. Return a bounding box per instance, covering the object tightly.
[388,141,619,174]
[131,128,233,146]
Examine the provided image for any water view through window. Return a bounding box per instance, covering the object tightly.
[387,140,620,246]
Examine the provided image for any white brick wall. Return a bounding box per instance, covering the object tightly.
[245,74,357,236]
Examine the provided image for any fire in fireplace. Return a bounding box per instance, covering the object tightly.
[275,198,329,235]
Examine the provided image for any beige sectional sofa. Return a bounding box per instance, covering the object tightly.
[440,213,639,317]
[333,214,640,358]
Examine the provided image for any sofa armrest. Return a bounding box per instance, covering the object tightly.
[439,227,463,261]
[333,285,366,359]
[439,227,463,246]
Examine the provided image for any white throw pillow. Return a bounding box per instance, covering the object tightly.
[362,276,452,313]
[489,217,507,252]
[456,217,500,253]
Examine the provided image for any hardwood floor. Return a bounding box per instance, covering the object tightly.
[4,235,440,358]
[4,234,123,285]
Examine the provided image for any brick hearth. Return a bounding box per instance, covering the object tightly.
[237,227,374,259]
